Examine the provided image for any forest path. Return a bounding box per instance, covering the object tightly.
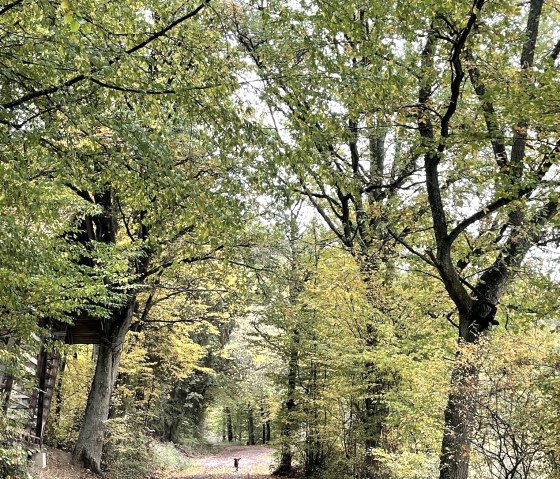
[172,444,275,479]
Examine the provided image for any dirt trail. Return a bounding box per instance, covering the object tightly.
[172,444,274,479]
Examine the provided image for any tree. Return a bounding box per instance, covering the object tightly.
[231,4,426,471]
[231,1,560,478]
[1,0,254,471]
[405,3,559,478]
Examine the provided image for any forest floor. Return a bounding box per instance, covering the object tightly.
[37,444,274,479]
[169,444,275,479]
[36,443,274,479]
[35,447,97,479]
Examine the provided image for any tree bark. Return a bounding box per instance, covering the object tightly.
[261,403,271,444]
[71,298,135,474]
[274,330,298,476]
[247,404,255,445]
[261,404,266,444]
[222,411,226,442]
[438,314,480,479]
[226,406,233,442]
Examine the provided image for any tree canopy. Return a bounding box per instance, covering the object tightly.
[1,1,559,479]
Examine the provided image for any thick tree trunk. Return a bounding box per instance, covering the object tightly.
[71,299,135,474]
[438,358,478,479]
[439,311,487,479]
[165,418,181,443]
[247,404,255,445]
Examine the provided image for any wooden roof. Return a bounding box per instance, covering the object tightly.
[52,317,103,345]
[66,318,103,345]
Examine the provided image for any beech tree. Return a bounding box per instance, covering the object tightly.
[231,1,560,478]
[2,1,560,479]
[405,2,559,478]
[0,0,252,472]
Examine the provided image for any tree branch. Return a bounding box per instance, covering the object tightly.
[142,244,223,279]
[0,0,22,16]
[2,0,210,110]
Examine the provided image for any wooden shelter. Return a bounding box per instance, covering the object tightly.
[0,317,103,445]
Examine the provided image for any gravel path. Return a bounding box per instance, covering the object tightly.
[172,444,275,479]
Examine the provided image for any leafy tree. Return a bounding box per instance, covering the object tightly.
[1,0,256,471]
[230,2,560,478]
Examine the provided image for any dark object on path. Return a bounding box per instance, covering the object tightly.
[233,457,241,472]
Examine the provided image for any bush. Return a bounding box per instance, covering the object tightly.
[103,416,153,479]
[0,444,34,479]
[151,441,192,472]
[103,420,195,479]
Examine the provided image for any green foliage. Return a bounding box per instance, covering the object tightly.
[470,330,560,479]
[0,444,33,479]
[150,441,193,472]
[1,1,559,479]
[0,414,34,479]
[45,346,96,449]
[103,416,153,479]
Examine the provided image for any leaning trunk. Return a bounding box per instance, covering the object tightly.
[72,299,135,474]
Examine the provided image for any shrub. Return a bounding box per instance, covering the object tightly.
[0,444,34,479]
[103,416,152,479]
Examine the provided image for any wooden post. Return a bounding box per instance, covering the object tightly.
[35,348,48,442]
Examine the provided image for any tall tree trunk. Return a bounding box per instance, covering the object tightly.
[35,348,48,440]
[359,262,391,478]
[72,298,135,474]
[236,408,243,443]
[261,403,271,444]
[438,358,478,479]
[247,404,255,445]
[274,330,298,476]
[226,406,233,442]
[305,362,324,476]
[439,308,489,479]
[261,404,266,444]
